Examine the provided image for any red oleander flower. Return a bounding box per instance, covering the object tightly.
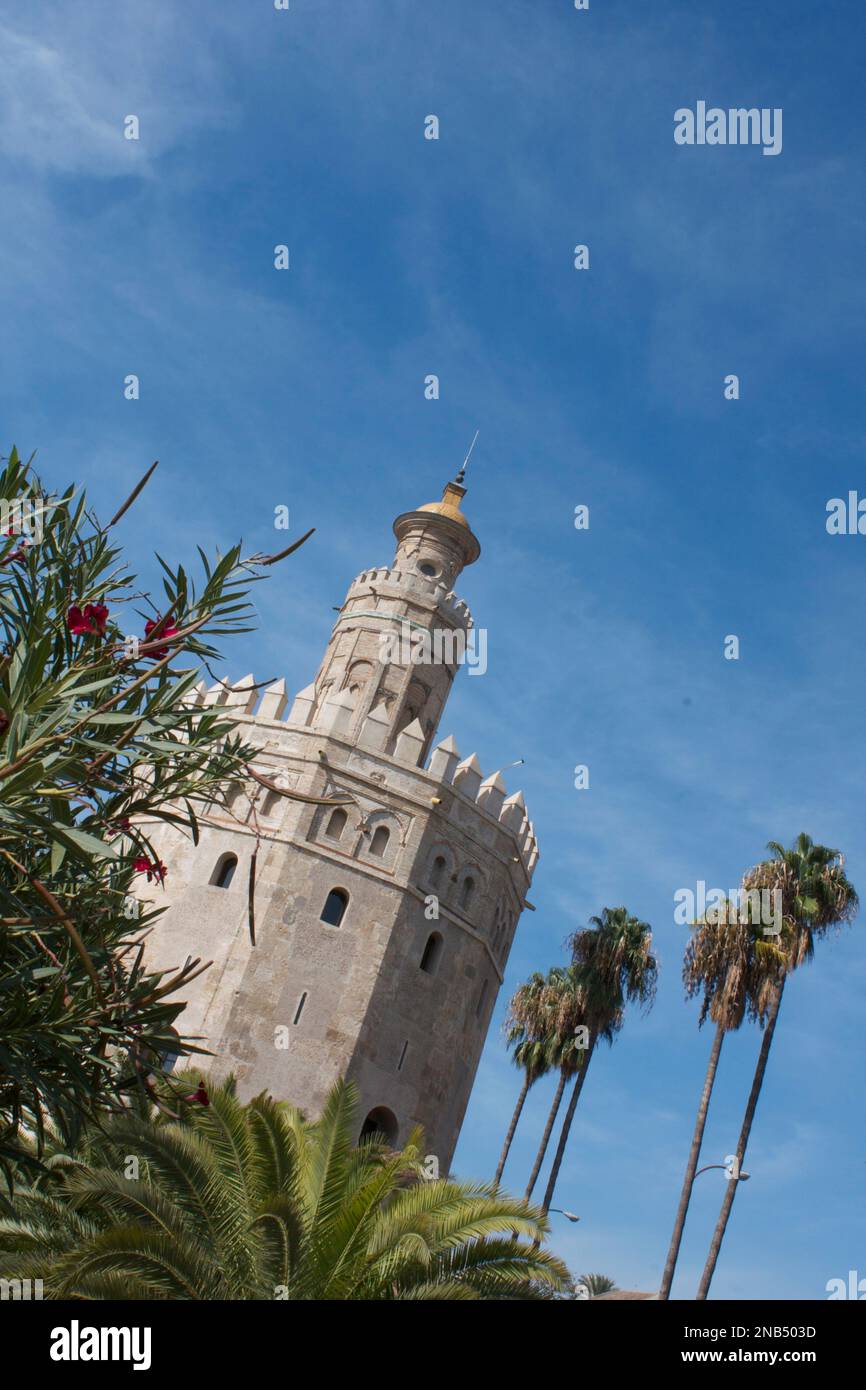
[133,856,167,883]
[0,709,8,735]
[67,602,109,637]
[1,529,29,566]
[144,614,179,659]
[181,1081,209,1106]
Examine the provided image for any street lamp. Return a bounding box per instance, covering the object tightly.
[549,1208,580,1222]
[695,1163,750,1182]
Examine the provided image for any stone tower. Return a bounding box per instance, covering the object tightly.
[140,474,538,1171]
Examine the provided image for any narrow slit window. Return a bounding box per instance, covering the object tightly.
[293,992,307,1026]
[212,854,238,888]
[420,931,443,975]
[320,888,349,927]
[325,808,347,840]
[370,825,390,857]
[397,1040,409,1072]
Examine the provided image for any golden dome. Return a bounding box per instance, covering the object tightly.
[393,476,480,566]
[416,481,471,529]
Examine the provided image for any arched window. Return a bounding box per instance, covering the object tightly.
[261,789,282,818]
[420,931,443,975]
[344,660,373,699]
[325,808,347,841]
[399,679,428,734]
[212,854,238,888]
[359,1106,398,1147]
[494,906,510,951]
[320,888,349,927]
[460,875,475,911]
[430,855,446,888]
[369,825,390,857]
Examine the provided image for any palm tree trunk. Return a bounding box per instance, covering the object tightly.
[696,976,786,1300]
[494,1072,532,1187]
[658,1019,726,1300]
[540,1035,597,1214]
[524,1069,568,1201]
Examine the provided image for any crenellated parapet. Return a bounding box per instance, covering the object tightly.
[189,672,538,887]
[344,566,474,630]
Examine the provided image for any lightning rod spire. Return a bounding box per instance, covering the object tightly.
[455,429,479,486]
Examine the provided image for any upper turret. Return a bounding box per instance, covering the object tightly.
[299,473,481,763]
[392,478,480,588]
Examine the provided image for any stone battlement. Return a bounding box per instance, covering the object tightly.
[186,674,538,881]
[346,566,474,628]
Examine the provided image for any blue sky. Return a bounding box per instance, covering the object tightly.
[2,0,864,1299]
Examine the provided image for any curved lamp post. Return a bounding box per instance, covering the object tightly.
[695,1163,750,1182]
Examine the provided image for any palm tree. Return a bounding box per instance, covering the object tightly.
[540,907,657,1215]
[494,973,552,1186]
[576,1272,618,1298]
[523,965,588,1201]
[0,1074,570,1300]
[696,834,858,1299]
[658,898,787,1299]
